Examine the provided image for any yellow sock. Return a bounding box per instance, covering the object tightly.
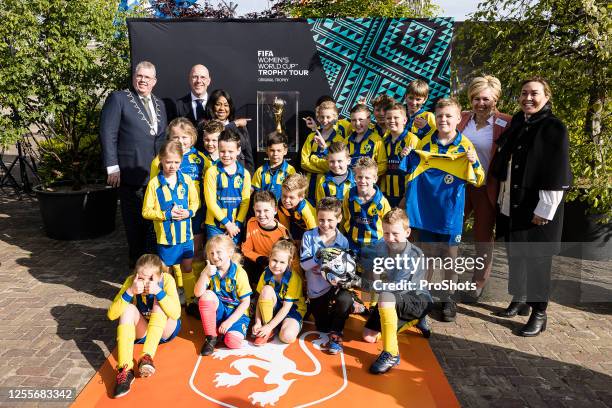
[192,260,205,281]
[379,306,399,356]
[173,265,183,287]
[142,312,167,357]
[117,323,135,370]
[258,299,274,324]
[182,272,196,305]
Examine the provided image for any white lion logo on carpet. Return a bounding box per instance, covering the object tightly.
[190,329,345,407]
[211,331,329,406]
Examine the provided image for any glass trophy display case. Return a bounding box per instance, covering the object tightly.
[256,91,300,153]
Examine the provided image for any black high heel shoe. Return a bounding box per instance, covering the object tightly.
[517,310,547,337]
[495,301,530,317]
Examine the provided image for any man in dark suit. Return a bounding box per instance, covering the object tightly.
[99,61,167,267]
[173,64,210,130]
[174,65,255,173]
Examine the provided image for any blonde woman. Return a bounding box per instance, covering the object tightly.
[456,75,512,303]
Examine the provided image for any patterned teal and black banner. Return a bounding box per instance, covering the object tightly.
[308,18,453,118]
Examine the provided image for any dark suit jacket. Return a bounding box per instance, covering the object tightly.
[99,89,167,186]
[174,93,198,126]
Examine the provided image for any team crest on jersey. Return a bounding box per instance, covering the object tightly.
[193,156,202,164]
[444,174,454,184]
[235,176,243,188]
[367,205,378,217]
[364,144,372,153]
[178,185,186,197]
[190,330,347,407]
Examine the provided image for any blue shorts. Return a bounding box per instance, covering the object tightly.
[205,224,241,245]
[417,229,461,246]
[192,208,205,235]
[135,318,182,344]
[158,240,194,266]
[273,302,303,328]
[216,300,250,337]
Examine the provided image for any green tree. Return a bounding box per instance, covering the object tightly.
[455,0,611,221]
[282,0,440,18]
[0,0,131,189]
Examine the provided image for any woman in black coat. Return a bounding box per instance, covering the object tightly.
[490,77,572,336]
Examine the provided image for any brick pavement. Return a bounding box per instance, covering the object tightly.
[0,195,610,407]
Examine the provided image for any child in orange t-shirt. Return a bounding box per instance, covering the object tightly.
[242,190,291,285]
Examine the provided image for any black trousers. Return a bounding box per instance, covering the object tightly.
[119,184,157,264]
[309,288,353,333]
[507,255,551,312]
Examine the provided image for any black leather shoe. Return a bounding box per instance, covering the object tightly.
[495,302,530,317]
[200,336,217,356]
[517,311,547,337]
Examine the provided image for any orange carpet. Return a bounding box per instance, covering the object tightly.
[73,312,458,407]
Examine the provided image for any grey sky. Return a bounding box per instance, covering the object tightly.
[230,0,482,20]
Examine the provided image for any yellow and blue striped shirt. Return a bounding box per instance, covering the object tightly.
[315,169,356,203]
[142,171,200,245]
[381,128,420,207]
[301,124,348,201]
[408,107,436,140]
[347,129,388,176]
[278,199,317,241]
[342,185,391,250]
[256,267,306,317]
[208,262,252,316]
[204,162,251,229]
[252,160,296,202]
[150,147,207,198]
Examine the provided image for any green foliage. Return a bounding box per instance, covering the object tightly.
[37,133,104,189]
[455,0,612,221]
[283,0,440,18]
[0,0,131,189]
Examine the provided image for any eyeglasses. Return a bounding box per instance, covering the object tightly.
[135,74,155,81]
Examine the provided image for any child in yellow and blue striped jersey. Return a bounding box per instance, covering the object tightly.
[405,79,436,140]
[315,141,356,204]
[343,157,391,254]
[150,119,207,299]
[372,93,396,137]
[143,140,199,294]
[400,98,484,321]
[108,254,181,398]
[381,103,420,208]
[195,235,252,356]
[346,104,387,177]
[252,132,296,202]
[278,173,317,242]
[252,239,306,346]
[204,129,251,245]
[200,120,223,171]
[301,100,348,204]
